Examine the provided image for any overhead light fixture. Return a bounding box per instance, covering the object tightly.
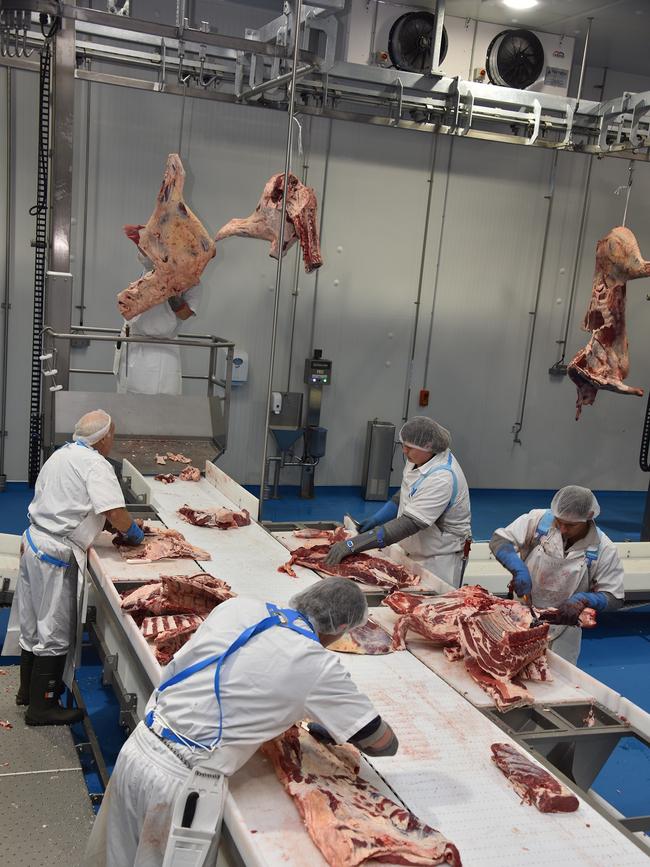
[503,0,539,9]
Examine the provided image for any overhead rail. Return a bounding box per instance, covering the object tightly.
[0,2,649,158]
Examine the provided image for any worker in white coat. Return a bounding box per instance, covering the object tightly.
[326,417,472,587]
[490,486,625,664]
[83,578,398,867]
[5,410,144,726]
[115,253,202,395]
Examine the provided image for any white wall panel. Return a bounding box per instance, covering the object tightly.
[2,56,650,495]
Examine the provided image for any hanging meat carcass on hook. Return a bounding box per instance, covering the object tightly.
[117,154,216,319]
[215,172,323,272]
[568,226,650,419]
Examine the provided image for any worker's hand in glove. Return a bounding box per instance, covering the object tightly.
[117,520,145,547]
[495,543,532,596]
[307,722,336,745]
[554,595,589,626]
[357,499,399,534]
[324,539,354,566]
[324,530,381,566]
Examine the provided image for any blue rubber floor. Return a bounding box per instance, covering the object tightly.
[1,483,649,834]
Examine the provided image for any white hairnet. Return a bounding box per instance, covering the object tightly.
[399,416,451,453]
[551,486,600,522]
[290,577,368,634]
[72,409,113,446]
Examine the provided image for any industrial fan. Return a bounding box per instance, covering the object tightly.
[486,29,544,89]
[387,11,448,73]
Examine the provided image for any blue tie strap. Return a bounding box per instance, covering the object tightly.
[25,527,70,569]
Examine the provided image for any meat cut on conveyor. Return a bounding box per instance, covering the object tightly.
[490,743,579,813]
[120,573,235,664]
[216,172,323,272]
[328,621,393,655]
[568,225,650,419]
[120,573,234,617]
[278,544,420,590]
[178,504,251,529]
[117,153,216,319]
[263,725,462,867]
[114,525,211,563]
[141,613,206,665]
[384,586,596,710]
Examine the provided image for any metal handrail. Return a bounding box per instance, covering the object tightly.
[43,326,234,398]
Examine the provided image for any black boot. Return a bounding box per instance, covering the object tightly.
[25,655,85,726]
[15,649,35,706]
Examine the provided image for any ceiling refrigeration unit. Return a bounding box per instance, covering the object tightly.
[344,1,575,97]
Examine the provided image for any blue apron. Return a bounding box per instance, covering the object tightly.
[146,603,318,751]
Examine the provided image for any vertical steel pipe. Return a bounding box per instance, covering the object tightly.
[78,78,92,325]
[258,0,303,520]
[422,137,454,390]
[555,155,593,367]
[0,67,12,485]
[402,133,437,421]
[511,150,558,444]
[576,17,593,103]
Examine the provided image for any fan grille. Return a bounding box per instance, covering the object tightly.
[388,11,448,74]
[486,29,544,89]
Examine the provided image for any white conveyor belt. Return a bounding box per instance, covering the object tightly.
[343,651,649,867]
[87,464,650,865]
[370,606,595,707]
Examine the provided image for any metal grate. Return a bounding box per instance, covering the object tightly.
[28,42,52,485]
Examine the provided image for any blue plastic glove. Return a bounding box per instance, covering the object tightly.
[122,520,145,547]
[495,543,532,597]
[568,591,608,612]
[357,499,398,533]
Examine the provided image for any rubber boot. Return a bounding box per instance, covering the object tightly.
[15,649,34,706]
[25,655,85,726]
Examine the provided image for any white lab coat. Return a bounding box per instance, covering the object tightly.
[493,509,625,663]
[3,443,124,674]
[397,449,471,587]
[116,285,201,395]
[85,597,378,867]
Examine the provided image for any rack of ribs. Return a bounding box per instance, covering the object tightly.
[568,226,650,419]
[215,172,323,272]
[117,154,216,319]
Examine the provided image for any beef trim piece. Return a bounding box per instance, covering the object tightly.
[568,226,650,419]
[215,172,323,272]
[278,544,419,590]
[118,153,216,320]
[490,743,579,813]
[263,725,462,867]
[178,504,251,529]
